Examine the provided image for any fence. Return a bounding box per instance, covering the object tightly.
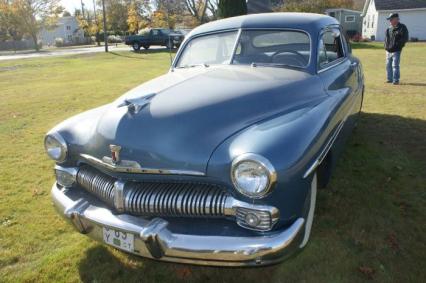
[0,39,37,51]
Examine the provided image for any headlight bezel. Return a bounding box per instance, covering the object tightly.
[231,153,277,199]
[44,132,68,163]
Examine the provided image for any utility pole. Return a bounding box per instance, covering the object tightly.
[93,0,100,46]
[80,0,85,19]
[101,0,108,52]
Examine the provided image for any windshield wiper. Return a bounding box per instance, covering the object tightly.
[175,63,209,69]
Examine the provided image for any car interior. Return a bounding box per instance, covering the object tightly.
[232,31,311,68]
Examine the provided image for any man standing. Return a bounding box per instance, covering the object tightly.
[384,13,409,85]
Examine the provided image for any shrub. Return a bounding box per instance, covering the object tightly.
[107,35,123,43]
[55,37,64,47]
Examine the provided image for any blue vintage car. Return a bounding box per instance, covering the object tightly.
[46,13,364,266]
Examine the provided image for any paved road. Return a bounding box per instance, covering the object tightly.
[0,45,164,61]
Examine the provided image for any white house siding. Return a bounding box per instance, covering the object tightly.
[39,16,85,46]
[362,0,378,39]
[394,10,426,40]
[375,12,388,41]
[362,0,426,41]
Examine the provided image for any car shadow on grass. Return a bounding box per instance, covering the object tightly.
[78,245,286,283]
[77,112,426,283]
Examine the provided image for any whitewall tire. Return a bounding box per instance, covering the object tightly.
[299,173,318,248]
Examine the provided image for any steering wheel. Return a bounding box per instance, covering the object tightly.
[271,49,308,66]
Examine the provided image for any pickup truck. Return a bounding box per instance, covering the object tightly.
[125,28,185,51]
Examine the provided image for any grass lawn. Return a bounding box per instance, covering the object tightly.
[0,43,425,282]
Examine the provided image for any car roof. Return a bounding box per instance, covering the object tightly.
[189,13,339,37]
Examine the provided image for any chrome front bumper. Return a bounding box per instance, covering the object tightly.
[52,182,305,266]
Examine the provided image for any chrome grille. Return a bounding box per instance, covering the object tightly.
[76,166,115,207]
[76,166,228,218]
[124,182,228,217]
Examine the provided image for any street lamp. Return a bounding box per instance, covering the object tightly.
[101,0,108,52]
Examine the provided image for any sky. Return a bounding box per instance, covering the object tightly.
[61,0,94,15]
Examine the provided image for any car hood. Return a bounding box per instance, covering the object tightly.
[75,65,326,174]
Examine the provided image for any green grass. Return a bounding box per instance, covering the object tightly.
[0,43,425,282]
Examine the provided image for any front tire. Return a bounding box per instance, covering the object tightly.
[299,173,318,248]
[132,42,140,51]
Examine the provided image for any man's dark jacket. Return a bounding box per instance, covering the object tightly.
[385,23,409,52]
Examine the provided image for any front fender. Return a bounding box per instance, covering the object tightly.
[207,95,342,227]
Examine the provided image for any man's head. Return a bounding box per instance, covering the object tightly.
[387,13,400,27]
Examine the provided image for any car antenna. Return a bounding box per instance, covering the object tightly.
[168,35,173,67]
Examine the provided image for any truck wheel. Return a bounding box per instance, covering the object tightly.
[299,173,318,248]
[143,45,150,50]
[132,43,141,51]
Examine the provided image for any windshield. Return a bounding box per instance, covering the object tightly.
[176,30,311,69]
[177,31,238,68]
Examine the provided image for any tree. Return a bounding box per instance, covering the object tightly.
[127,0,151,34]
[62,10,71,16]
[153,0,185,29]
[217,0,247,18]
[9,0,63,51]
[184,0,208,24]
[102,0,128,34]
[206,0,219,20]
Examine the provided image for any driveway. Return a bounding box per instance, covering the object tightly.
[0,45,163,61]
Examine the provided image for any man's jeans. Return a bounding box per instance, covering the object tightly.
[386,51,401,82]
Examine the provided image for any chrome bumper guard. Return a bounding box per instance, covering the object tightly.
[52,183,305,266]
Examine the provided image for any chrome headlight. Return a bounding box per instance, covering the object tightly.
[44,132,68,163]
[231,153,277,198]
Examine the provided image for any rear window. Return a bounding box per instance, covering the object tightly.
[252,31,310,48]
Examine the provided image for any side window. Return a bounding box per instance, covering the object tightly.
[152,30,159,36]
[318,28,345,70]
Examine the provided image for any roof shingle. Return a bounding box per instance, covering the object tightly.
[374,0,426,10]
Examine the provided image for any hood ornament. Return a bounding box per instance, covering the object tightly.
[118,93,156,114]
[109,145,122,165]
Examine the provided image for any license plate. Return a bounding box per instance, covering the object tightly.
[103,227,134,252]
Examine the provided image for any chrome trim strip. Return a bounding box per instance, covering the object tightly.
[52,183,303,266]
[80,154,205,176]
[113,180,125,213]
[303,97,357,179]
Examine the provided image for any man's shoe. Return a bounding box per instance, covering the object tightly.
[393,81,399,85]
[386,80,392,83]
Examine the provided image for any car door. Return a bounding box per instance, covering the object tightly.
[151,29,162,45]
[317,26,360,163]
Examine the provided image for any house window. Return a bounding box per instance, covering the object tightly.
[372,15,375,28]
[67,35,72,41]
[66,26,71,30]
[345,15,355,22]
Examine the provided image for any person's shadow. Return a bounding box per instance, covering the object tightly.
[401,82,426,87]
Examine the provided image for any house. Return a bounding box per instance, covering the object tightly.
[247,0,272,14]
[325,8,363,37]
[361,0,426,41]
[39,16,85,46]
